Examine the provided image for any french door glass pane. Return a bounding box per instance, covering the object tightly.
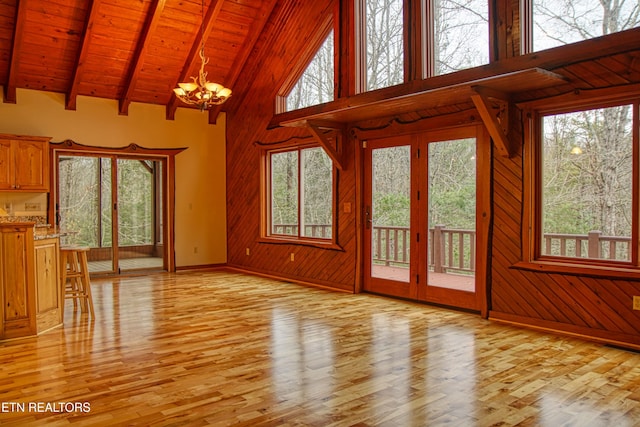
[371,145,411,281]
[427,138,476,290]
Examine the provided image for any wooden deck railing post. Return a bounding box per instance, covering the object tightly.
[433,225,445,273]
[588,230,602,259]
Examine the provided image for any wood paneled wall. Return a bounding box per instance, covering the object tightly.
[225,0,356,291]
[489,137,640,348]
[225,0,640,347]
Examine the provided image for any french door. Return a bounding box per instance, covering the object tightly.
[363,126,488,312]
[56,153,166,274]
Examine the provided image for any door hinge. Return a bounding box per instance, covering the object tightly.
[417,190,420,200]
[416,274,419,284]
[417,148,421,158]
[417,233,420,242]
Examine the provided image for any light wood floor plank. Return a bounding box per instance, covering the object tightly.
[0,270,639,426]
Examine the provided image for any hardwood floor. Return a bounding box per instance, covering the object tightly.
[1,270,639,426]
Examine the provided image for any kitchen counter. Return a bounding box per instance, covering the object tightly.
[0,222,63,340]
[34,227,61,240]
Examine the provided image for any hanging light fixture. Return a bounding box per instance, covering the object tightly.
[173,0,231,110]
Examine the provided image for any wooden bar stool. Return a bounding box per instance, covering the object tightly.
[60,246,95,320]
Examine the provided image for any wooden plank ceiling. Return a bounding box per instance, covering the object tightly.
[0,0,278,121]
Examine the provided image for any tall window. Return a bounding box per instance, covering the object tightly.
[268,146,334,240]
[535,101,636,263]
[365,0,404,90]
[285,31,335,111]
[531,0,640,52]
[431,0,489,76]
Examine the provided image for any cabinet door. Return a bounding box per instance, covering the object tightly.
[0,226,37,339]
[34,239,62,332]
[0,139,13,190]
[13,140,49,191]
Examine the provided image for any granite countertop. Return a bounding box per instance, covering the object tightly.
[0,219,65,240]
[33,225,61,241]
[34,231,61,240]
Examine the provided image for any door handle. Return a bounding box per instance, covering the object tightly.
[365,206,372,229]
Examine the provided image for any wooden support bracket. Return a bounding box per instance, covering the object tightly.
[471,86,517,158]
[305,120,346,170]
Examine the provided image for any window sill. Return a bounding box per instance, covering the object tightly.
[258,236,343,251]
[512,260,640,281]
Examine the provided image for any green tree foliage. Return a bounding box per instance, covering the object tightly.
[542,106,632,238]
[428,139,476,229]
[271,151,299,231]
[372,146,410,227]
[59,156,157,248]
[117,159,154,246]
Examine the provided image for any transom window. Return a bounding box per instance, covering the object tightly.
[266,146,334,241]
[431,0,489,76]
[285,30,335,111]
[530,100,638,266]
[364,0,405,90]
[530,0,640,52]
[359,0,489,91]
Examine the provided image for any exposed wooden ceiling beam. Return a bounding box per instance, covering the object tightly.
[166,0,226,120]
[3,0,26,104]
[207,0,279,124]
[119,0,167,116]
[66,0,101,111]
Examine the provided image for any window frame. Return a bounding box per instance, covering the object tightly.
[521,0,640,54]
[261,143,339,248]
[424,0,490,78]
[356,0,408,93]
[519,92,640,279]
[275,15,336,114]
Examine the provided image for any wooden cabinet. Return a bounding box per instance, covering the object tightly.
[0,224,62,340]
[0,134,51,191]
[0,223,37,340]
[34,237,62,333]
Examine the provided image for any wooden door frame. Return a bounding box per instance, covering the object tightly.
[415,124,490,314]
[360,124,490,316]
[49,140,185,274]
[363,134,418,299]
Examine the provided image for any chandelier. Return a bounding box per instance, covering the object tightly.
[173,0,231,110]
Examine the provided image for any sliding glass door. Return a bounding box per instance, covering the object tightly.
[57,153,165,274]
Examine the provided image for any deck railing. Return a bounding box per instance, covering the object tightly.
[373,225,474,274]
[372,226,632,273]
[272,224,632,271]
[543,231,631,261]
[271,224,332,238]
